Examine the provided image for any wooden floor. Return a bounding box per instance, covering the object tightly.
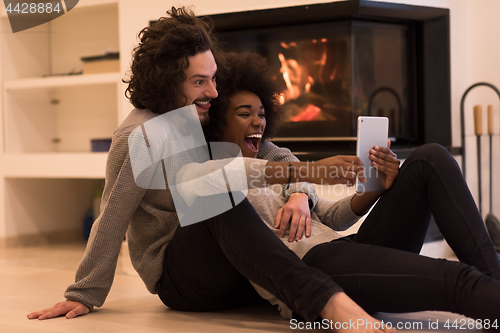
[0,242,480,333]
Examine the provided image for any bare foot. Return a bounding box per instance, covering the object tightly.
[320,292,396,333]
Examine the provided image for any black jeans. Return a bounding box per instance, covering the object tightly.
[158,194,340,321]
[158,144,500,321]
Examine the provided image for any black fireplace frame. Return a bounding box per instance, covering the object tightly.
[207,0,452,160]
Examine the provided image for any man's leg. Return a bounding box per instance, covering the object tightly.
[303,238,500,320]
[158,194,341,321]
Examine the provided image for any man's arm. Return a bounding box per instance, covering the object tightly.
[28,134,147,320]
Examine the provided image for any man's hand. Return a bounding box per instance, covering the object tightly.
[27,301,89,320]
[275,193,311,242]
[306,156,366,186]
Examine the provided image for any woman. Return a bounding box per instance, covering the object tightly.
[204,51,500,324]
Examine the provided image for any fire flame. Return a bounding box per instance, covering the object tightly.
[279,38,338,122]
[278,53,302,100]
[279,39,330,101]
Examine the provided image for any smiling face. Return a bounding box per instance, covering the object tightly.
[180,50,218,125]
[220,90,266,158]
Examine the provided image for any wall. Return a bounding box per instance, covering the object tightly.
[466,0,500,217]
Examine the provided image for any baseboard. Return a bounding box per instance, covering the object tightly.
[420,239,455,260]
[0,229,83,247]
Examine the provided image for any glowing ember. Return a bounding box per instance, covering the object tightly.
[289,104,321,121]
[329,66,338,81]
[276,93,286,105]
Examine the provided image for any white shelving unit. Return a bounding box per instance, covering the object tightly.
[4,74,120,154]
[2,153,108,178]
[4,72,121,89]
[0,1,122,245]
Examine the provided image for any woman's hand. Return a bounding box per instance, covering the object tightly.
[369,140,400,190]
[275,192,311,242]
[350,141,400,215]
[27,301,90,320]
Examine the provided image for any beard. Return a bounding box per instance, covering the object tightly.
[199,113,210,126]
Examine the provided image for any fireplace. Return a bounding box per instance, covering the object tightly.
[208,0,452,161]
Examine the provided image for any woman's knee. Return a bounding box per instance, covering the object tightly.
[410,143,448,158]
[406,143,456,167]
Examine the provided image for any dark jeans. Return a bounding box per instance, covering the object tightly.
[158,144,500,321]
[158,194,340,321]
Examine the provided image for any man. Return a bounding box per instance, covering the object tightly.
[28,7,386,333]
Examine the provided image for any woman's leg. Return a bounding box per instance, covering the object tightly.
[356,143,500,278]
[303,238,500,320]
[157,194,341,321]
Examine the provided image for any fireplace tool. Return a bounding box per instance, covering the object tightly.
[461,82,500,250]
[474,103,500,251]
[486,104,500,251]
[473,105,483,215]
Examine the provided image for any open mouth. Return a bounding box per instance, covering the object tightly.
[243,133,262,153]
[194,100,211,110]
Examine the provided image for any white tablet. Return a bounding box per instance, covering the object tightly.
[355,116,389,193]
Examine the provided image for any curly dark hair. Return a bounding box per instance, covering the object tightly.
[205,52,285,141]
[124,7,225,115]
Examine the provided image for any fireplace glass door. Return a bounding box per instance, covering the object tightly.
[219,19,415,143]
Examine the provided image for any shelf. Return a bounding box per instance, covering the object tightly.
[0,1,119,80]
[4,72,121,90]
[3,153,107,178]
[4,80,119,154]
